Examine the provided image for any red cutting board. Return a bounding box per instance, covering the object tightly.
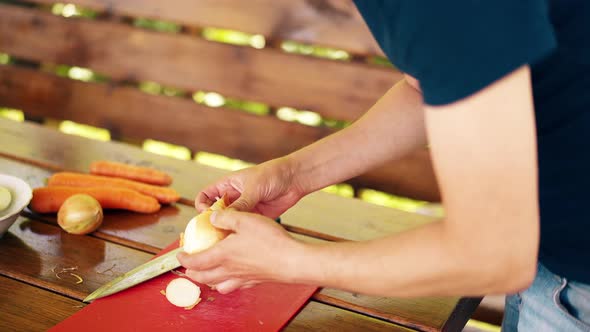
[50,241,318,332]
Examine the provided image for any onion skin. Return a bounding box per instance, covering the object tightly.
[57,194,104,235]
[183,211,230,254]
[183,196,228,254]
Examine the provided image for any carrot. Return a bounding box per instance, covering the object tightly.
[31,186,161,214]
[90,161,173,186]
[47,172,180,204]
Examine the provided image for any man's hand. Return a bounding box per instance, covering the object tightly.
[196,157,305,219]
[177,209,304,294]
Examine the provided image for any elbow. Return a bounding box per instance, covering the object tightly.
[444,209,540,294]
[515,266,536,292]
[471,245,538,294]
[450,230,538,294]
[490,255,536,293]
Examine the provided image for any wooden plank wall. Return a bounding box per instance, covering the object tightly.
[24,0,385,55]
[0,4,396,121]
[0,0,441,201]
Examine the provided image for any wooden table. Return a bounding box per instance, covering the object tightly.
[0,119,480,331]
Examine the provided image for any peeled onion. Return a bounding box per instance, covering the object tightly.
[165,278,201,308]
[57,194,103,235]
[183,197,228,254]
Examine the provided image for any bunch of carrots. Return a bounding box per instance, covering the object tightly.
[30,161,180,214]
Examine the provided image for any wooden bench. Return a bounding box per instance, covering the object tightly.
[0,0,440,202]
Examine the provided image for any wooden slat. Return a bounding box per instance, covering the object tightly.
[0,217,153,300]
[317,290,453,331]
[27,0,384,56]
[285,192,434,242]
[0,120,438,241]
[0,66,440,201]
[349,150,441,202]
[0,276,85,332]
[315,290,481,332]
[0,126,472,331]
[0,4,399,122]
[0,65,331,164]
[0,118,230,200]
[284,301,413,332]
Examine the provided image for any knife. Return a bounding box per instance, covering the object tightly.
[84,247,183,303]
[83,218,281,303]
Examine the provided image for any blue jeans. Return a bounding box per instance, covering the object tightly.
[502,263,590,331]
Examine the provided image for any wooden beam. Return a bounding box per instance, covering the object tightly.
[0,66,440,201]
[0,4,399,122]
[26,0,384,56]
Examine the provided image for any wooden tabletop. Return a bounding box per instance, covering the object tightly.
[0,119,480,332]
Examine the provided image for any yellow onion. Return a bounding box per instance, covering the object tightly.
[58,194,103,235]
[183,196,228,254]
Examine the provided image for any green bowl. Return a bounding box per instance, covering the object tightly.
[0,174,33,238]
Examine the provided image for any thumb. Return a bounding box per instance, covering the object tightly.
[228,191,257,212]
[210,209,243,232]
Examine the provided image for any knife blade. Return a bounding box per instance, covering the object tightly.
[84,217,282,303]
[83,247,183,303]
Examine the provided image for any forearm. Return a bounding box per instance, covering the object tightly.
[287,78,426,194]
[288,220,531,297]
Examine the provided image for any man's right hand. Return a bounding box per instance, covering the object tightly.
[195,157,306,219]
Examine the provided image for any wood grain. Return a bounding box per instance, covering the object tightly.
[0,216,153,300]
[0,65,332,164]
[0,276,85,332]
[316,290,463,332]
[0,118,229,200]
[284,301,413,332]
[348,149,440,202]
[0,4,399,122]
[26,0,384,56]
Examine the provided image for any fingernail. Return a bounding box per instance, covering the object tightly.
[210,211,219,225]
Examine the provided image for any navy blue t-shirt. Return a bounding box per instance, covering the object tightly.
[354,0,590,283]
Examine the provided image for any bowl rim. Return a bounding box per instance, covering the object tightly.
[0,174,33,222]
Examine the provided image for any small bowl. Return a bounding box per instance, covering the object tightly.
[0,174,33,238]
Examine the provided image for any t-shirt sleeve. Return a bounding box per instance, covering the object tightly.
[355,1,557,105]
